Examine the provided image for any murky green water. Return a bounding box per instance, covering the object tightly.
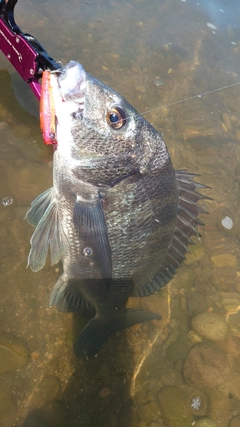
[1,0,240,426]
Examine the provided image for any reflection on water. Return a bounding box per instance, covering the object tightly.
[0,0,240,426]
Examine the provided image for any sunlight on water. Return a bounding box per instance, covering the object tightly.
[0,0,240,426]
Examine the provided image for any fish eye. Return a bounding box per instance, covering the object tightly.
[106,106,126,129]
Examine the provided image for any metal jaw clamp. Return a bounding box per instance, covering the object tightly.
[0,0,61,99]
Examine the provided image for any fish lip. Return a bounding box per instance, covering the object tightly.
[57,60,87,103]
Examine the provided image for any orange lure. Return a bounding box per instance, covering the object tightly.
[40,70,57,145]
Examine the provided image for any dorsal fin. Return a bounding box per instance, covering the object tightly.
[135,171,211,297]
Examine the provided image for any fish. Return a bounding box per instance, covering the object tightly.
[26,60,208,358]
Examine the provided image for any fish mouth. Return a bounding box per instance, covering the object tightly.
[57,60,86,107]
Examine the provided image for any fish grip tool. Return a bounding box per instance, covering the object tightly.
[0,0,61,100]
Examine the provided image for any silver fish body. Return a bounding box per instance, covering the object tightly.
[27,61,206,357]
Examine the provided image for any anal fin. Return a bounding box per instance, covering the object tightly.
[50,275,94,313]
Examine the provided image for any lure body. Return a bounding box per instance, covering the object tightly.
[40,70,57,145]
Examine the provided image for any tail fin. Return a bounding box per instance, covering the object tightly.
[73,309,161,358]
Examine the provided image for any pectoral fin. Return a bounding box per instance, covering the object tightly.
[26,188,54,226]
[27,194,68,272]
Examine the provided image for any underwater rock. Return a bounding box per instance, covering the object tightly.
[194,419,218,427]
[0,332,29,374]
[166,333,191,363]
[228,371,240,402]
[184,244,205,266]
[206,387,231,427]
[157,386,194,427]
[191,312,228,341]
[229,415,240,427]
[217,335,240,360]
[210,254,236,269]
[188,330,203,345]
[183,342,230,388]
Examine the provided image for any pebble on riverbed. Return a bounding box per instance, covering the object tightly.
[191,312,228,341]
[157,386,194,427]
[183,342,230,388]
[184,244,205,266]
[229,415,240,427]
[210,254,237,269]
[194,419,218,427]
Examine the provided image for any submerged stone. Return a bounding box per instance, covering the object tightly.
[194,419,217,427]
[207,387,231,427]
[210,254,236,269]
[183,342,230,388]
[166,333,191,363]
[157,386,194,427]
[229,415,240,427]
[191,312,228,341]
[184,244,205,266]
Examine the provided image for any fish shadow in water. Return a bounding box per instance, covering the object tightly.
[21,315,143,427]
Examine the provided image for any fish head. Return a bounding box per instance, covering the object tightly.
[52,60,173,185]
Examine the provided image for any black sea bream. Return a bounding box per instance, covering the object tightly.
[26,61,207,357]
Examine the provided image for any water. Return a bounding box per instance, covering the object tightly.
[0,0,240,426]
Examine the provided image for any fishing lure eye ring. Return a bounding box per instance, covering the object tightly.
[83,247,93,257]
[106,106,126,129]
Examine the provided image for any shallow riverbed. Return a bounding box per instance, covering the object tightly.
[0,0,240,426]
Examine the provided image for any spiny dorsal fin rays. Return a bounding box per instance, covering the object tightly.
[135,171,211,297]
